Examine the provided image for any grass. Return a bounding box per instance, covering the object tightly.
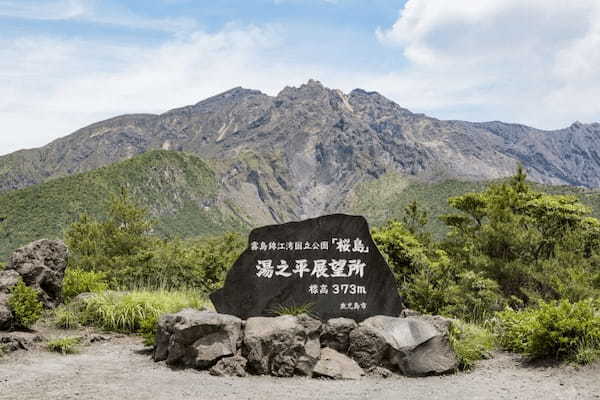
[271,302,315,317]
[54,288,209,346]
[47,337,81,354]
[449,320,496,370]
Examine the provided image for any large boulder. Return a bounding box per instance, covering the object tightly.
[313,347,364,380]
[7,240,68,308]
[0,270,20,330]
[320,318,357,353]
[243,314,321,377]
[348,316,458,376]
[153,309,243,370]
[0,293,13,330]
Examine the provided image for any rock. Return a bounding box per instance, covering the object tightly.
[7,240,68,308]
[0,270,20,293]
[320,318,357,353]
[400,309,421,318]
[347,324,390,369]
[0,294,14,330]
[0,331,44,352]
[153,309,243,370]
[211,214,404,322]
[348,316,458,376]
[210,355,248,377]
[367,366,393,378]
[243,314,321,377]
[313,347,364,380]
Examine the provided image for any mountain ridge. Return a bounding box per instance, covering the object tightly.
[2,80,600,220]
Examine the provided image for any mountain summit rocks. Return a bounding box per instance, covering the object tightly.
[2,80,600,221]
[210,214,403,321]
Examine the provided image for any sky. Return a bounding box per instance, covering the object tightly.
[1,0,600,155]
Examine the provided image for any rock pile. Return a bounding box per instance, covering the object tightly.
[0,239,68,330]
[154,310,458,379]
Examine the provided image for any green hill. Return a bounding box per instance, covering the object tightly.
[0,151,250,259]
[2,149,600,260]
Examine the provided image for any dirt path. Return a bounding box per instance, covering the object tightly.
[1,337,599,400]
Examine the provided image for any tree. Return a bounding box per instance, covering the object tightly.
[440,166,600,305]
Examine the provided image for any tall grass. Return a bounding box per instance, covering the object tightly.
[79,289,208,332]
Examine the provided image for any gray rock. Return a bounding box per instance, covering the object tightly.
[400,309,421,318]
[0,293,13,330]
[320,318,358,353]
[243,314,321,377]
[0,270,20,293]
[153,309,242,370]
[7,240,68,308]
[367,366,393,378]
[210,355,248,377]
[313,347,364,380]
[349,316,458,376]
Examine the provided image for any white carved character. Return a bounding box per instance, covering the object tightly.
[256,260,274,278]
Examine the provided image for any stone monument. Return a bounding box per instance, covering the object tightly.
[210,214,403,321]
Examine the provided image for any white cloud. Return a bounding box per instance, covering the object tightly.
[376,0,600,128]
[0,0,92,20]
[0,24,334,154]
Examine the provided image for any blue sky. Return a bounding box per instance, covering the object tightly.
[1,0,600,154]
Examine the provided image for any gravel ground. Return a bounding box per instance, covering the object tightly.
[1,336,599,400]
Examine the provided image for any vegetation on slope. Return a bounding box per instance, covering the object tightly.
[0,150,249,259]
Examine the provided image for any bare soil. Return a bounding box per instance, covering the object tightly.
[1,332,599,400]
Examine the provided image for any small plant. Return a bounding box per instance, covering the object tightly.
[53,305,81,329]
[76,289,206,347]
[62,268,108,301]
[272,302,315,317]
[449,320,496,370]
[8,281,43,329]
[47,337,81,354]
[0,344,6,358]
[496,299,600,362]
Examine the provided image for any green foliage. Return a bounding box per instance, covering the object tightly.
[0,150,249,260]
[8,281,43,329]
[496,299,600,362]
[146,233,245,292]
[373,220,504,320]
[62,268,108,301]
[272,302,315,317]
[441,167,600,305]
[65,187,245,291]
[449,320,496,370]
[47,337,81,354]
[76,289,207,341]
[0,262,5,271]
[53,305,81,329]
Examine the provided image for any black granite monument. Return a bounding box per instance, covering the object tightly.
[210,214,403,321]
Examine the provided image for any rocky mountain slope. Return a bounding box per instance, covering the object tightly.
[2,149,599,260]
[2,80,600,221]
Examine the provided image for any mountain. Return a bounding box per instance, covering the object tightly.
[2,80,600,223]
[2,149,600,260]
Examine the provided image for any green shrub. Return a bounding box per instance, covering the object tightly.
[8,281,43,329]
[496,299,600,362]
[53,305,81,329]
[62,268,108,301]
[77,289,207,345]
[449,320,496,370]
[47,337,81,354]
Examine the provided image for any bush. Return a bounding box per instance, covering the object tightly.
[53,305,81,329]
[496,299,600,362]
[47,337,81,354]
[76,289,207,345]
[8,281,43,329]
[62,268,108,301]
[449,320,495,370]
